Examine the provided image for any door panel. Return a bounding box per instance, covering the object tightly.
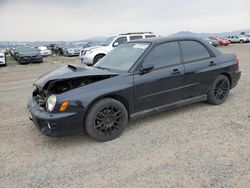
[134,64,184,112]
[179,40,218,99]
[183,57,218,98]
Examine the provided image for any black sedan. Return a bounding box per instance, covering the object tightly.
[27,36,241,141]
[15,46,43,64]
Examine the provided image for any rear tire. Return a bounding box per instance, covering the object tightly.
[85,98,128,141]
[207,75,230,105]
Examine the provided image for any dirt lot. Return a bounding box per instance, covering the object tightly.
[0,45,250,188]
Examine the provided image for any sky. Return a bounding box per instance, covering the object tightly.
[0,0,249,41]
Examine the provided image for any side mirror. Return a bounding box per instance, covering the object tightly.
[140,63,154,74]
[113,42,119,47]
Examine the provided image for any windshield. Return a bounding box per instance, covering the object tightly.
[38,46,47,50]
[101,37,115,46]
[18,47,39,54]
[94,42,150,72]
[65,43,79,48]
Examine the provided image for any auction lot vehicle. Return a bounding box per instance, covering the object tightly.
[80,32,157,65]
[27,36,241,141]
[0,52,6,66]
[62,43,82,57]
[14,46,43,64]
[209,37,230,46]
[204,37,219,47]
[37,46,52,56]
[227,35,249,43]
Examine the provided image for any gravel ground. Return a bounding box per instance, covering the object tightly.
[0,45,250,188]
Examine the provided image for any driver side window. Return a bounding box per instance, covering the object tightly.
[113,37,128,47]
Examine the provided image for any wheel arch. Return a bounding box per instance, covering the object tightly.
[84,94,130,126]
[94,53,106,60]
[221,72,232,88]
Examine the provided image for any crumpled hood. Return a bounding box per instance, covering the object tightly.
[34,64,118,89]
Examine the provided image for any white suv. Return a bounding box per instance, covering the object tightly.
[80,32,157,65]
[0,52,6,66]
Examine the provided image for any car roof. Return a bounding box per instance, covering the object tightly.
[127,36,223,57]
[128,36,206,44]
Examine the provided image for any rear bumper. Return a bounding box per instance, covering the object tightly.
[231,70,241,89]
[27,98,85,137]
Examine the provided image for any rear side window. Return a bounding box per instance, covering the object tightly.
[180,41,211,62]
[130,35,143,40]
[143,42,181,68]
[145,35,156,38]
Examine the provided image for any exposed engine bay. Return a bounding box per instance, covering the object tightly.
[33,75,114,108]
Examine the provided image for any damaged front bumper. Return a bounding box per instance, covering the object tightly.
[27,98,85,137]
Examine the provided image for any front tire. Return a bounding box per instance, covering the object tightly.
[93,54,104,64]
[207,75,230,105]
[85,98,128,141]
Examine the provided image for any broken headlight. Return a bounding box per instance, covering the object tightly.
[46,95,57,112]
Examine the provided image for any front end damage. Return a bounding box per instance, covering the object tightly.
[27,64,118,136]
[33,75,114,111]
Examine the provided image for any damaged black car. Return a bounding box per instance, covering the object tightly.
[27,37,241,141]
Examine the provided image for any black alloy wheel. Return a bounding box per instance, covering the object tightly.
[214,79,229,101]
[207,75,230,105]
[94,106,122,135]
[85,98,128,141]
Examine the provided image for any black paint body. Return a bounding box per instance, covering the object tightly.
[27,37,241,136]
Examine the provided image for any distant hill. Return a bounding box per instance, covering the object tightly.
[82,36,108,42]
[1,29,250,48]
[169,31,209,37]
[170,29,250,38]
[0,37,108,47]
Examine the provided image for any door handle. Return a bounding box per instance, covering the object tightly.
[171,69,181,75]
[209,61,216,66]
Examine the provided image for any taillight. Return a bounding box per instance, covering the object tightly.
[236,58,239,65]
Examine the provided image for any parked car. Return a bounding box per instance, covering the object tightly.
[204,37,219,47]
[27,36,241,141]
[0,48,8,55]
[79,42,102,63]
[80,32,157,65]
[240,32,250,37]
[0,52,6,66]
[62,43,82,57]
[37,46,52,56]
[10,44,26,57]
[54,43,65,55]
[15,46,43,64]
[227,35,249,43]
[209,37,230,46]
